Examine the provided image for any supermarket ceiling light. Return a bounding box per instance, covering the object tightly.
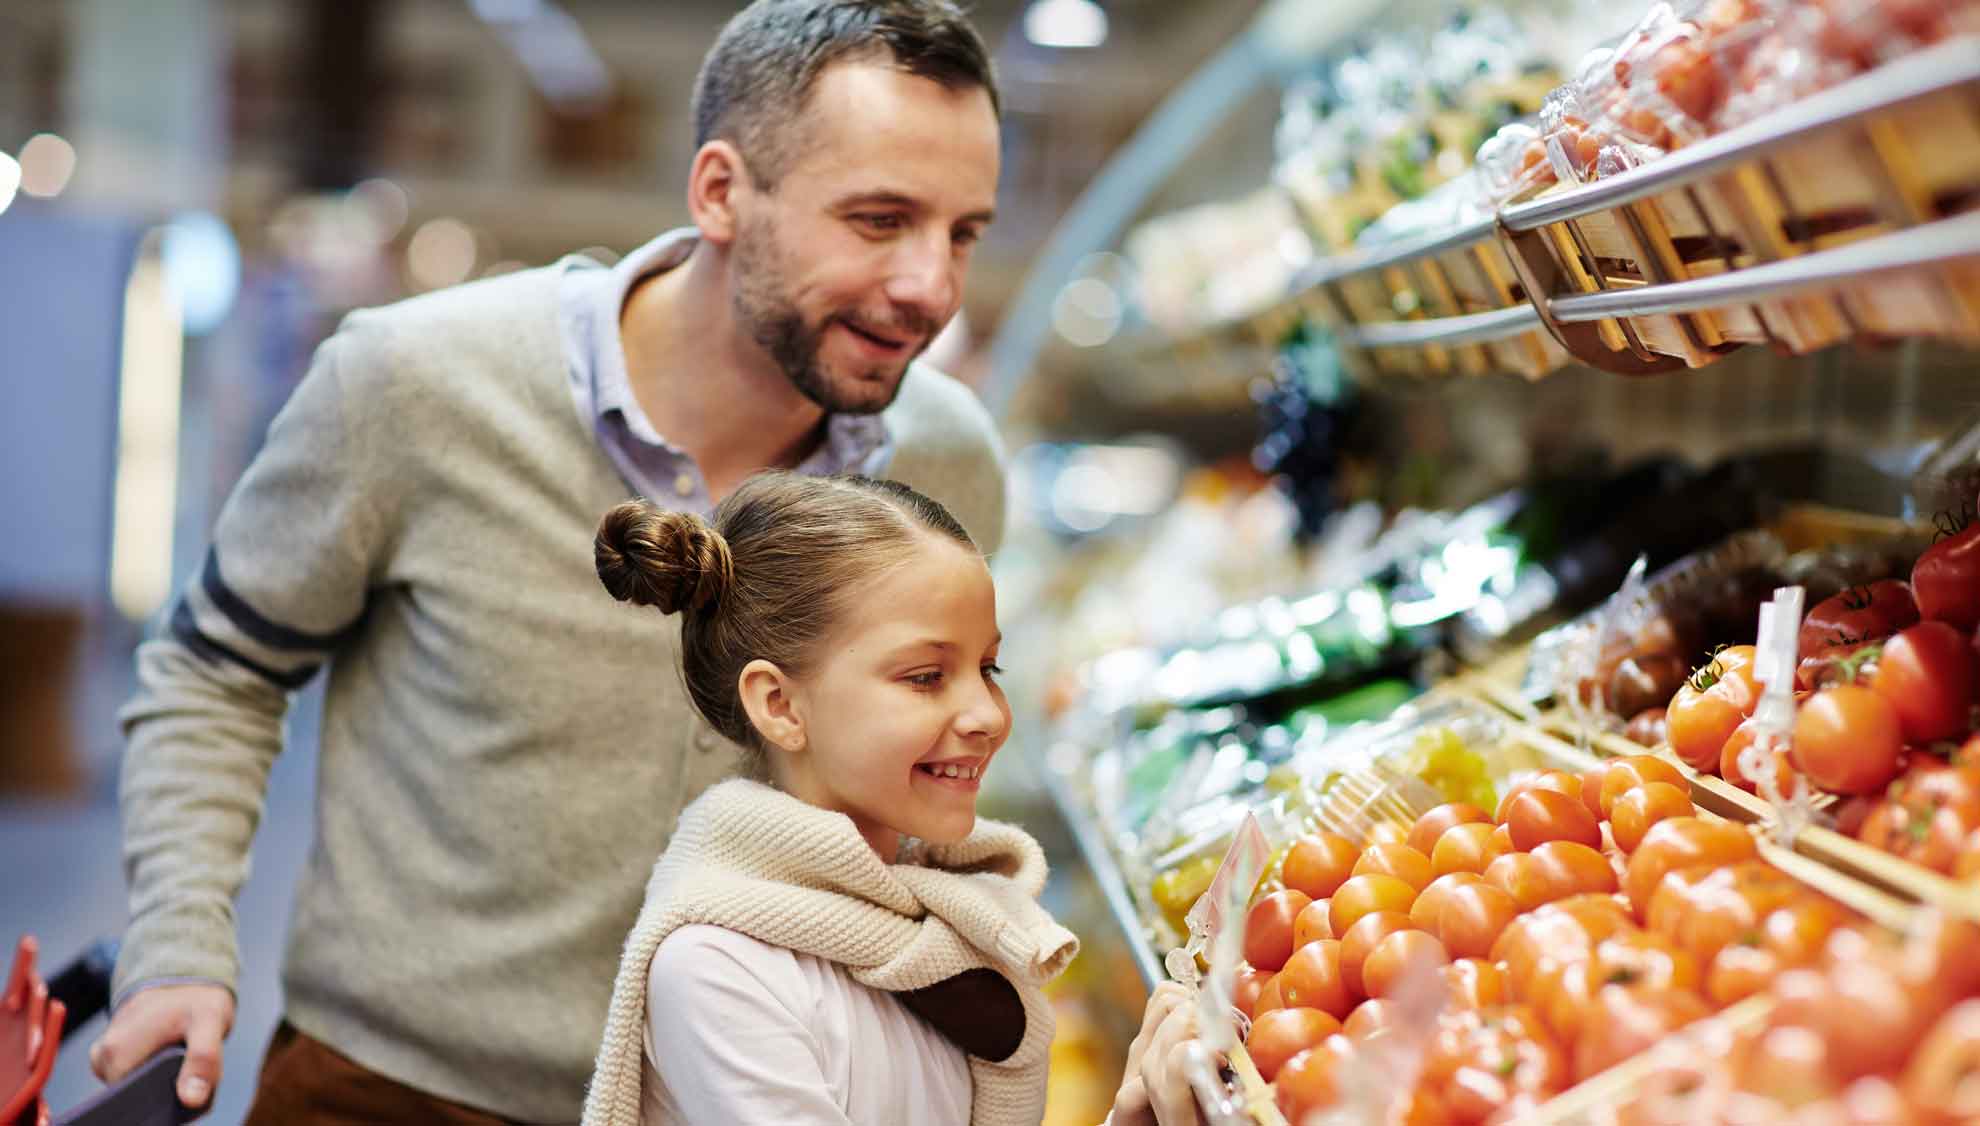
[1023,0,1107,49]
[161,211,241,336]
[17,133,77,198]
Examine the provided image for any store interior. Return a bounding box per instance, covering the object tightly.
[6,0,1980,1123]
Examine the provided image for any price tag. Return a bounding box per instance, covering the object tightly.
[1741,586,1816,844]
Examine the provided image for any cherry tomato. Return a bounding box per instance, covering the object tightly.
[1232,966,1270,1020]
[1278,938,1356,1019]
[1336,911,1412,1001]
[1292,897,1334,949]
[1610,781,1693,853]
[1484,852,1554,913]
[1283,832,1361,900]
[1364,821,1410,850]
[1599,755,1690,819]
[1901,998,1980,1122]
[1254,974,1285,1016]
[1667,862,1805,968]
[1441,958,1509,1011]
[1495,770,1582,823]
[1717,718,1798,796]
[1412,872,1485,934]
[1506,789,1603,851]
[1363,929,1449,1000]
[1800,580,1920,659]
[1274,1037,1352,1120]
[1873,622,1977,744]
[1530,840,1620,898]
[1494,898,1631,995]
[1913,524,1980,631]
[1653,35,1724,124]
[1432,821,1512,877]
[1572,984,1710,1083]
[1760,897,1851,967]
[1246,1006,1341,1082]
[1579,768,1607,822]
[1408,802,1493,857]
[1705,940,1779,1007]
[1244,889,1313,972]
[1353,842,1435,894]
[1624,817,1758,919]
[1491,823,1514,853]
[1792,684,1904,796]
[1436,881,1520,960]
[1330,874,1417,938]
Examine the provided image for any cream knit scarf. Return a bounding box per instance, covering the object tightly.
[581,779,1080,1126]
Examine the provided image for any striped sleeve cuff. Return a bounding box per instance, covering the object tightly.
[167,550,363,689]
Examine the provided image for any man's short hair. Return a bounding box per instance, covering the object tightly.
[691,0,1000,190]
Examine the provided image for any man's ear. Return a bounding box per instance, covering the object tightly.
[687,140,751,247]
[738,657,805,753]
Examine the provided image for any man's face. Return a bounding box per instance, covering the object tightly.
[729,61,1000,414]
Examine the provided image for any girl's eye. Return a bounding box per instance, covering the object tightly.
[906,670,943,688]
[982,662,1004,680]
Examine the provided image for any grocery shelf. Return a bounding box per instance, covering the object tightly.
[1040,763,1167,989]
[1291,215,1498,293]
[1547,212,1980,323]
[1337,303,1543,349]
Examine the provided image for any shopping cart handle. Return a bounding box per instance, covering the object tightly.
[53,1045,204,1126]
[49,940,117,1043]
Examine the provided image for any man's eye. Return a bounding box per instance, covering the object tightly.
[856,214,904,233]
[953,227,981,248]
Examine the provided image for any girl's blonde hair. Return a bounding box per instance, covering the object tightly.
[594,472,977,765]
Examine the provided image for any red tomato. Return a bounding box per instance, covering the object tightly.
[1598,755,1690,819]
[1775,960,1936,1083]
[1800,580,1921,658]
[1505,789,1603,852]
[1431,821,1512,877]
[1343,997,1400,1041]
[1858,763,1980,873]
[1255,974,1285,1016]
[1873,622,1977,744]
[1792,685,1904,795]
[1336,911,1412,1000]
[1274,1037,1352,1120]
[1245,1006,1341,1082]
[1624,817,1758,919]
[1278,939,1356,1019]
[1408,803,1493,857]
[1244,888,1313,972]
[1233,966,1270,1019]
[1282,832,1361,900]
[1667,648,1761,773]
[1913,524,1980,631]
[1362,929,1449,1000]
[1610,781,1694,853]
[1353,842,1435,894]
[1624,707,1669,749]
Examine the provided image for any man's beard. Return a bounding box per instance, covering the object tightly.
[731,219,937,415]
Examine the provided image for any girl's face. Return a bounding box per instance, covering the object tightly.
[776,535,1009,858]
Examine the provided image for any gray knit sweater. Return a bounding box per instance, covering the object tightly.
[113,263,1008,1122]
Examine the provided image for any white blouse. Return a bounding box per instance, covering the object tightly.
[642,924,975,1125]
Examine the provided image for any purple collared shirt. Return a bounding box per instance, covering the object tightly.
[557,229,893,515]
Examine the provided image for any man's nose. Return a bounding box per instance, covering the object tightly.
[883,232,959,322]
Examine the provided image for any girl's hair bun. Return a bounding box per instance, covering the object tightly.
[594,499,734,615]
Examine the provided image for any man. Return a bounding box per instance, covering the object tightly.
[91,2,1008,1121]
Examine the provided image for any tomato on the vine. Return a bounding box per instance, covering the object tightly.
[1799,580,1920,659]
[1667,646,1761,771]
[1791,684,1903,795]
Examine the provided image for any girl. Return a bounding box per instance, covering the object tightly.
[580,472,1204,1126]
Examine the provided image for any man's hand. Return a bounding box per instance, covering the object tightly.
[1109,983,1206,1126]
[90,983,234,1109]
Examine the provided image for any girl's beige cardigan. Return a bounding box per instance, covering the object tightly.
[580,779,1080,1126]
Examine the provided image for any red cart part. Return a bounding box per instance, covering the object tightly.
[2,936,68,1126]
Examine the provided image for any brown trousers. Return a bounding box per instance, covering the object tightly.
[244,1021,520,1126]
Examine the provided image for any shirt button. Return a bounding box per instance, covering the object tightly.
[673,473,696,498]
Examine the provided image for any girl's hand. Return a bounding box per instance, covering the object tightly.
[1108,983,1207,1126]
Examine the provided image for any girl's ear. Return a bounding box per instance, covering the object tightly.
[738,658,805,753]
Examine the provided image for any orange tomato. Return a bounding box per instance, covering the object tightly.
[1292,898,1333,950]
[1282,832,1361,900]
[1598,755,1689,818]
[1530,840,1620,898]
[1274,1036,1352,1120]
[1411,872,1485,933]
[1571,985,1710,1083]
[1900,999,1980,1124]
[1362,929,1449,1000]
[1790,685,1904,796]
[1495,769,1583,823]
[1505,789,1603,851]
[1244,888,1313,972]
[1245,1006,1341,1082]
[1343,997,1400,1041]
[1623,817,1758,919]
[1579,768,1608,822]
[1718,718,1797,795]
[1233,965,1271,1019]
[1337,911,1412,999]
[1408,802,1493,856]
[1437,881,1521,960]
[1440,958,1508,1011]
[1665,646,1761,772]
[1365,821,1410,850]
[1278,938,1356,1019]
[1330,873,1417,937]
[1610,781,1694,853]
[1431,821,1512,877]
[1704,941,1779,1007]
[1254,973,1285,1016]
[1354,842,1435,894]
